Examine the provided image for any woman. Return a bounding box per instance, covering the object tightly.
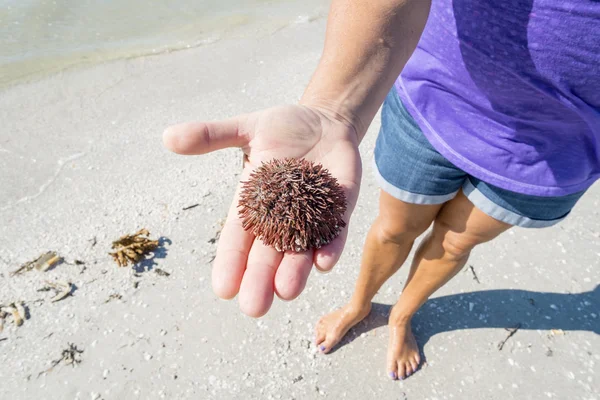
[163,0,600,380]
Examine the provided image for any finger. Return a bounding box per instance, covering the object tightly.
[238,240,283,318]
[313,143,361,272]
[163,115,251,155]
[211,173,253,299]
[274,250,313,301]
[314,227,348,272]
[313,177,356,271]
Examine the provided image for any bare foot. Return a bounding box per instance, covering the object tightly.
[315,303,371,353]
[387,319,421,380]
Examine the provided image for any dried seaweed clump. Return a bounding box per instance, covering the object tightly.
[238,158,347,252]
[109,228,158,267]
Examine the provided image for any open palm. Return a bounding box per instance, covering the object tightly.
[163,104,362,317]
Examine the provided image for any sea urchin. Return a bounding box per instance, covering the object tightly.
[238,158,347,252]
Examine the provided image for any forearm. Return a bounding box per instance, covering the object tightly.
[300,0,431,140]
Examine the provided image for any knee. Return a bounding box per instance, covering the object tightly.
[432,220,478,261]
[375,216,430,245]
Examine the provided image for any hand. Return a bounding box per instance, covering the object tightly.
[163,104,362,317]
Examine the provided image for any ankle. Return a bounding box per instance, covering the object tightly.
[389,306,413,326]
[347,299,372,315]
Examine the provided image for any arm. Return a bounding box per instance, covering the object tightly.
[302,0,431,140]
[163,0,431,317]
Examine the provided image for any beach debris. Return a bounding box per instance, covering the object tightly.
[467,265,480,283]
[154,268,170,277]
[89,237,97,247]
[497,323,521,350]
[545,347,554,357]
[109,228,159,267]
[549,329,565,337]
[238,158,347,252]
[182,203,200,211]
[38,281,74,302]
[104,294,122,304]
[10,251,62,276]
[0,302,27,328]
[292,375,304,384]
[15,302,27,321]
[133,281,140,289]
[39,343,84,376]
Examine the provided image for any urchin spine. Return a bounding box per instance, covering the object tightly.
[238,158,346,252]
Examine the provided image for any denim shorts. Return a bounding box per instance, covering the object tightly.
[374,89,586,228]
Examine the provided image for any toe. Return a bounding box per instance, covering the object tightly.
[386,351,398,379]
[319,336,336,353]
[314,319,325,335]
[409,359,418,374]
[314,328,326,347]
[405,362,413,377]
[397,362,406,380]
[387,362,398,380]
[415,353,421,366]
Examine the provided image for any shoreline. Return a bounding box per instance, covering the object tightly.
[0,10,326,91]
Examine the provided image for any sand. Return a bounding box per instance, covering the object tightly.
[0,17,598,400]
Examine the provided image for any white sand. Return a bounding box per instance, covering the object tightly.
[0,18,598,400]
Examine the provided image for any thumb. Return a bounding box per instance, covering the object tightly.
[162,115,250,155]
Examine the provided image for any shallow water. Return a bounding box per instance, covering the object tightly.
[0,0,327,88]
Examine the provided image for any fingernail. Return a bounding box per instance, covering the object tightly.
[389,372,397,379]
[319,345,325,351]
[315,267,332,275]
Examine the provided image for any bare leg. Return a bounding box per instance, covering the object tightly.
[387,190,511,380]
[315,190,442,352]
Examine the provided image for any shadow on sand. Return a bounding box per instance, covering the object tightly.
[330,285,599,357]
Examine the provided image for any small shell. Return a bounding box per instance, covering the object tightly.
[35,252,62,272]
[51,283,73,303]
[2,306,23,327]
[15,302,27,321]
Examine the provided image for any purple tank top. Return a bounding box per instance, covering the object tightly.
[396,0,600,196]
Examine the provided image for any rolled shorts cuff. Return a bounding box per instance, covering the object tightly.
[373,158,458,205]
[462,179,567,228]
